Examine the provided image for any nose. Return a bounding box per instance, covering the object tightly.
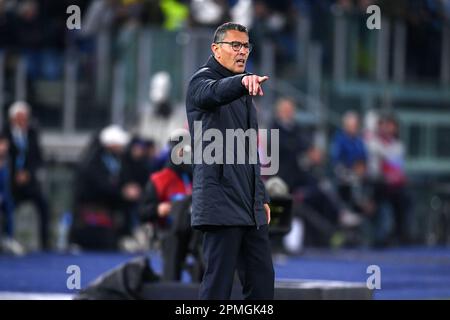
[237,49,248,58]
[240,46,249,53]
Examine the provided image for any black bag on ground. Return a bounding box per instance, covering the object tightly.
[75,256,160,300]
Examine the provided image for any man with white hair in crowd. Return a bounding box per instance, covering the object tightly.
[3,101,50,251]
[71,125,144,250]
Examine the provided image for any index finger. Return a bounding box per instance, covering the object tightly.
[258,76,269,83]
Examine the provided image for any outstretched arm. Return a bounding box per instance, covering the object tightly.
[189,73,269,110]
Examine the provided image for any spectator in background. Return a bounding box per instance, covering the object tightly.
[270,97,312,192]
[120,135,153,236]
[367,113,412,246]
[293,142,363,247]
[71,125,138,250]
[329,111,376,222]
[271,98,361,247]
[122,136,155,189]
[160,0,189,30]
[331,111,368,210]
[3,101,50,250]
[0,133,25,255]
[138,129,202,282]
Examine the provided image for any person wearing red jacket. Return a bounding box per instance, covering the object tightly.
[139,130,202,281]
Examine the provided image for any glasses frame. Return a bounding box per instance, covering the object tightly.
[215,41,253,52]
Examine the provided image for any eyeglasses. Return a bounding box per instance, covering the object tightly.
[215,41,253,52]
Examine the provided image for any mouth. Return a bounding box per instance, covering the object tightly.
[236,58,246,66]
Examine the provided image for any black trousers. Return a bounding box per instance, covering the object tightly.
[14,183,50,250]
[199,225,274,300]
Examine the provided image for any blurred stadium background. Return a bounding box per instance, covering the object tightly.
[0,0,450,300]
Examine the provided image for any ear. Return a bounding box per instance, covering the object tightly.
[211,43,220,59]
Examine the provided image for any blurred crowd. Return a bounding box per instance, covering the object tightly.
[269,97,413,252]
[0,0,440,272]
[0,96,414,257]
[1,0,449,81]
[0,99,182,255]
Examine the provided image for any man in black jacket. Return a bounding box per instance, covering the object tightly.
[186,22,274,300]
[4,101,50,250]
[71,125,137,250]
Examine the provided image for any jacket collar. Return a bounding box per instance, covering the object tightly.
[206,55,244,78]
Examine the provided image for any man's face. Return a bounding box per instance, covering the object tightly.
[131,144,145,159]
[107,144,124,155]
[343,115,359,136]
[276,99,296,123]
[12,111,29,130]
[212,30,250,74]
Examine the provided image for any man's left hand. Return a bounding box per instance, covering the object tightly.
[264,203,271,224]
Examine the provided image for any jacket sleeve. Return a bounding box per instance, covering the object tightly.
[138,180,160,223]
[189,72,249,110]
[264,183,270,204]
[256,134,270,204]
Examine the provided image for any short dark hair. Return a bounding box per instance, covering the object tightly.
[213,22,248,43]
